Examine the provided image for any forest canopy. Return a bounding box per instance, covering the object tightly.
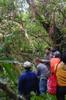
[0,0,66,61]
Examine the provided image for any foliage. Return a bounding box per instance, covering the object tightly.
[0,0,66,99]
[31,93,57,100]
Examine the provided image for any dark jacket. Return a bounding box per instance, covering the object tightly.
[18,69,39,96]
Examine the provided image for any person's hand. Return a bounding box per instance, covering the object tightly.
[18,95,23,100]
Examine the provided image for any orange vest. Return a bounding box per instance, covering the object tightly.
[56,62,66,86]
[50,58,60,74]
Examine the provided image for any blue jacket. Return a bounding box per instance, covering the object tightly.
[18,69,39,95]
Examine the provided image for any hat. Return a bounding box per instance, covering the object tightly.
[23,61,32,68]
[53,51,61,58]
[53,51,60,55]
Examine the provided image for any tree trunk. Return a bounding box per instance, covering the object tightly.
[26,0,65,52]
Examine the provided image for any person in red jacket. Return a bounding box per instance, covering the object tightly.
[50,51,61,74]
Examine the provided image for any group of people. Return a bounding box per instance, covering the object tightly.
[18,47,66,100]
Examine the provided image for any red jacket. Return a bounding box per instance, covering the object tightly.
[50,58,60,74]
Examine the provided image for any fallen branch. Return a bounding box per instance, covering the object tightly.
[0,81,18,100]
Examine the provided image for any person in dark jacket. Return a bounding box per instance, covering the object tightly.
[18,61,39,100]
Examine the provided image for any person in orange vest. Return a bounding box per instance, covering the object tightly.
[50,51,61,74]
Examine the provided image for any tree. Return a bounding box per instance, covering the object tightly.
[26,0,66,51]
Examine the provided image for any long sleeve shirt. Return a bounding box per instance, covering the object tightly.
[18,69,39,95]
[37,63,50,79]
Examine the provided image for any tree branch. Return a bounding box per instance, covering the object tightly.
[0,81,18,100]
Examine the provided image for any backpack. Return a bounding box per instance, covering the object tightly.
[47,74,57,95]
[47,61,60,95]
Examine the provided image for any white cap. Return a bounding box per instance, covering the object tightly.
[23,61,32,68]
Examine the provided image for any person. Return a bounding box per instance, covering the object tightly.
[50,51,61,74]
[47,51,61,95]
[18,61,39,100]
[56,51,66,100]
[35,57,50,95]
[44,47,52,69]
[44,47,52,60]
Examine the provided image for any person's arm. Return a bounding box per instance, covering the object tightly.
[36,77,40,95]
[18,76,23,95]
[44,65,50,77]
[36,67,40,79]
[46,69,50,77]
[33,74,40,95]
